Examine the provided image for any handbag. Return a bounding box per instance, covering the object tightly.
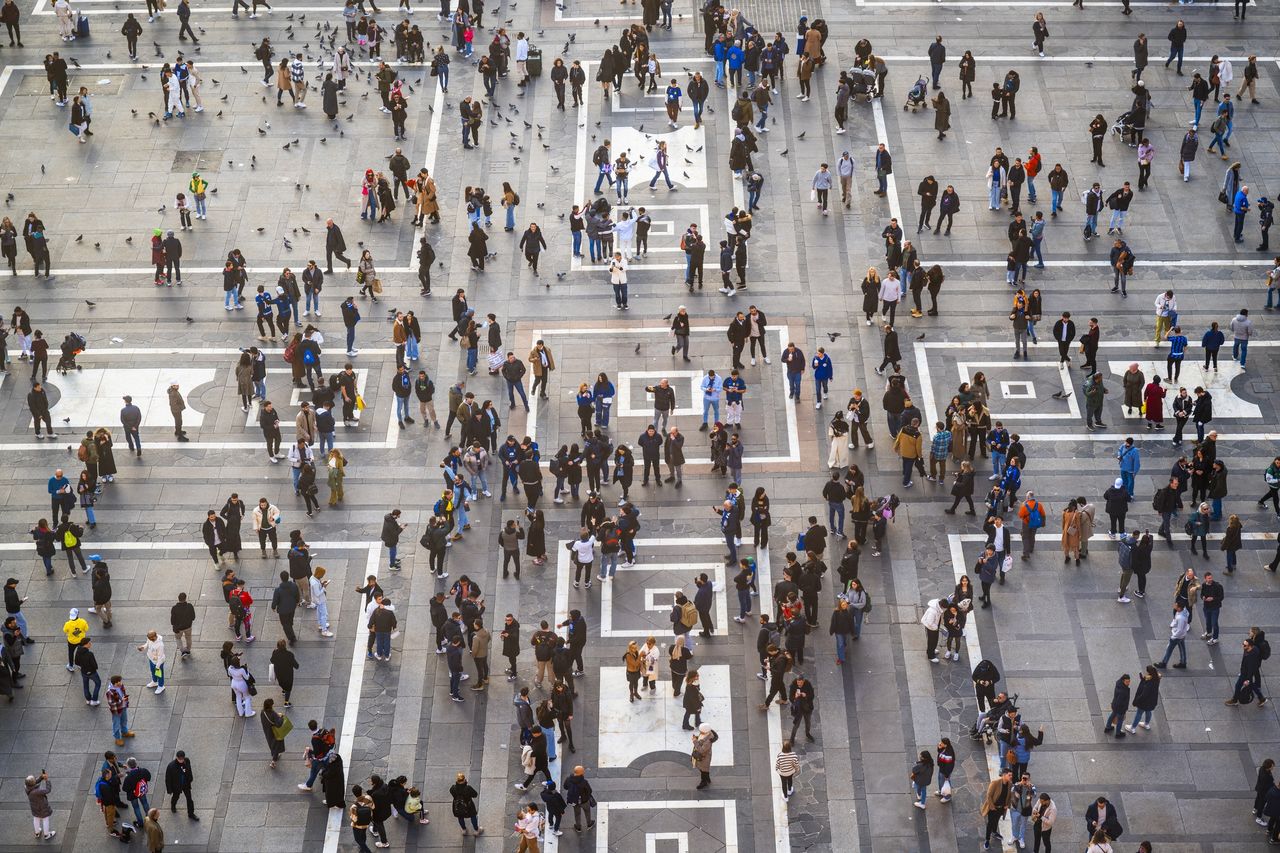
[355,394,366,411]
[1005,748,1017,767]
[68,122,81,136]
[1218,190,1230,205]
[1001,554,1014,574]
[371,277,383,294]
[355,269,365,284]
[271,715,294,740]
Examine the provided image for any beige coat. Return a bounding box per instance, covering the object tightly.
[416,176,439,217]
[803,29,823,62]
[691,732,715,771]
[235,362,254,396]
[295,408,317,443]
[1060,509,1082,554]
[528,346,556,376]
[471,627,490,659]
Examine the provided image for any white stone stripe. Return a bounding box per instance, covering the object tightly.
[870,100,902,225]
[324,544,384,853]
[947,534,1013,851]
[755,546,792,853]
[595,801,739,853]
[414,80,445,246]
[0,540,375,551]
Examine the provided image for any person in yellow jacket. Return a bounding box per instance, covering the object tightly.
[892,416,924,489]
[63,607,89,672]
[188,171,209,220]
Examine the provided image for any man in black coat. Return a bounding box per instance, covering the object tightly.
[1051,312,1077,365]
[164,751,198,819]
[787,675,816,742]
[1103,674,1131,738]
[270,570,300,644]
[1085,796,1123,841]
[324,219,351,274]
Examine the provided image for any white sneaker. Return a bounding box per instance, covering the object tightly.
[194,105,204,112]
[154,685,166,695]
[764,357,771,364]
[314,309,321,316]
[145,681,159,688]
[913,802,926,810]
[1117,596,1131,603]
[750,357,756,366]
[321,630,334,637]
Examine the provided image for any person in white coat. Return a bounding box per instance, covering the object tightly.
[608,252,629,310]
[614,211,637,260]
[54,0,76,40]
[137,631,166,694]
[920,598,944,663]
[331,46,353,91]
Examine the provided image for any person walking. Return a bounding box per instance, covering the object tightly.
[164,751,198,819]
[136,631,166,695]
[980,769,1013,850]
[1155,602,1191,670]
[691,724,718,789]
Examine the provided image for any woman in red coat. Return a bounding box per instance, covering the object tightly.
[1143,375,1167,430]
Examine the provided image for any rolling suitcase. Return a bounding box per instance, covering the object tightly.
[526,47,542,78]
[76,13,90,38]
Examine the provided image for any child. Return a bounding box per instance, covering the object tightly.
[991,82,1003,119]
[943,603,963,661]
[540,780,566,836]
[486,346,502,376]
[176,192,192,230]
[404,786,429,824]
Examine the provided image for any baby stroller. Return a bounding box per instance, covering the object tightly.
[904,75,929,112]
[56,332,86,374]
[849,65,876,103]
[1111,109,1140,141]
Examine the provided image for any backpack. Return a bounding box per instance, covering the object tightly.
[511,191,520,205]
[1026,501,1044,529]
[680,601,698,628]
[229,593,245,616]
[77,444,89,462]
[1260,639,1272,661]
[592,146,608,167]
[283,340,297,362]
[1183,519,1195,536]
[601,526,621,551]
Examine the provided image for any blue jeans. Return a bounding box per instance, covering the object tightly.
[1109,210,1127,231]
[991,451,1006,477]
[1130,708,1153,729]
[388,544,398,567]
[852,609,864,638]
[82,670,101,701]
[112,708,130,739]
[828,501,845,536]
[455,502,469,528]
[1011,812,1028,843]
[1204,607,1220,640]
[1027,176,1037,202]
[588,236,602,262]
[1085,213,1097,236]
[814,376,829,403]
[292,465,303,492]
[1233,339,1248,366]
[396,395,410,422]
[594,397,611,426]
[1212,497,1224,521]
[131,795,150,826]
[724,530,738,563]
[692,100,703,124]
[85,505,97,525]
[1050,188,1063,214]
[466,347,478,372]
[318,432,334,456]
[613,283,628,307]
[1159,637,1186,666]
[305,291,320,313]
[914,783,928,806]
[702,397,720,424]
[225,289,237,309]
[616,175,629,200]
[345,327,356,352]
[1223,120,1234,144]
[649,168,673,190]
[254,378,267,400]
[877,172,887,193]
[834,632,847,661]
[571,230,582,256]
[11,611,27,637]
[787,373,802,399]
[315,598,329,631]
[1032,238,1044,267]
[599,551,619,578]
[1120,471,1135,498]
[505,205,515,230]
[194,195,207,216]
[405,336,419,361]
[470,471,489,495]
[714,60,725,84]
[747,188,760,210]
[438,66,449,90]
[737,588,751,619]
[1167,45,1183,73]
[593,169,612,193]
[150,661,165,687]
[508,380,529,409]
[362,193,377,220]
[755,107,767,130]
[375,631,391,658]
[988,183,1000,209]
[448,669,461,697]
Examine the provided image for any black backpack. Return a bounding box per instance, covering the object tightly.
[592,146,608,167]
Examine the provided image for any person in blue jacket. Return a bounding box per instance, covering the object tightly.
[1200,321,1225,371]
[810,347,833,410]
[1116,437,1141,498]
[727,40,745,89]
